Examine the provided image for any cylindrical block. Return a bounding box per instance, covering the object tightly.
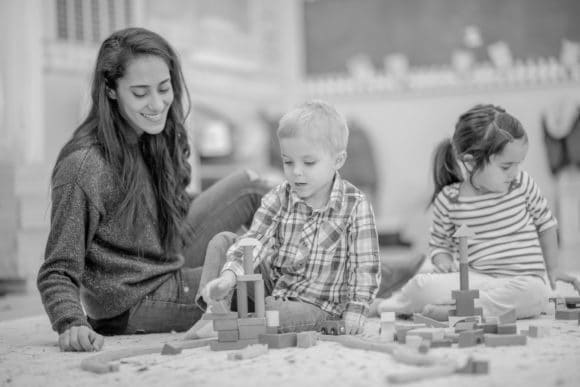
[243,246,254,274]
[237,282,248,318]
[254,280,265,317]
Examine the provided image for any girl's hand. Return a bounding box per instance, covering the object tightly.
[432,254,458,273]
[58,325,104,352]
[547,267,580,293]
[202,271,237,303]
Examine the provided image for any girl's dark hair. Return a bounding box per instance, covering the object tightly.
[54,27,192,253]
[430,104,527,204]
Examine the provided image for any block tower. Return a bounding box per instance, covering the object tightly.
[448,224,483,322]
[207,238,269,351]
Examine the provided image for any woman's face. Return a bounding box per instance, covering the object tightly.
[114,55,174,136]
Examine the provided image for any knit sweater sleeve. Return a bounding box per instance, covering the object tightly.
[37,159,101,334]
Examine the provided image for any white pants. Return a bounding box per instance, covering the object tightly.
[378,271,550,319]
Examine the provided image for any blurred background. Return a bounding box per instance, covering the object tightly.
[1,0,579,307]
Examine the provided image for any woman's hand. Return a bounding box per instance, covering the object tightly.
[202,270,237,304]
[432,254,458,273]
[58,325,104,352]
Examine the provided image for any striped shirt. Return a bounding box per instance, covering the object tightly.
[222,173,380,320]
[429,170,557,278]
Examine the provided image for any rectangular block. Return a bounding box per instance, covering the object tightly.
[458,329,484,348]
[454,321,477,332]
[497,323,517,335]
[210,338,259,351]
[497,309,517,325]
[528,324,551,338]
[555,310,580,320]
[297,331,318,348]
[239,324,267,340]
[214,319,239,331]
[476,322,498,334]
[452,289,479,316]
[381,312,396,322]
[218,329,239,342]
[204,312,239,320]
[484,334,527,347]
[258,333,297,349]
[238,317,266,326]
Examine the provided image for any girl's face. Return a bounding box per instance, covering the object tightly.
[114,55,174,136]
[471,138,528,194]
[280,135,345,209]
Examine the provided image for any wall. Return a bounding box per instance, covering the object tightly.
[304,81,580,247]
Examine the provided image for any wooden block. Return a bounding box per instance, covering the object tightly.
[449,315,481,327]
[497,323,517,334]
[497,309,517,324]
[555,309,580,320]
[405,335,423,349]
[454,321,477,332]
[381,312,396,322]
[406,327,445,341]
[418,340,430,353]
[451,289,478,316]
[266,326,279,334]
[210,338,259,351]
[203,312,239,320]
[218,329,239,342]
[214,318,238,331]
[239,324,267,340]
[412,313,448,328]
[476,322,498,334]
[430,338,453,348]
[227,344,268,360]
[238,317,266,326]
[265,310,280,327]
[458,329,484,348]
[564,296,580,308]
[457,357,490,374]
[258,333,297,349]
[161,343,182,355]
[484,333,527,347]
[297,331,318,348]
[379,322,395,342]
[528,324,551,338]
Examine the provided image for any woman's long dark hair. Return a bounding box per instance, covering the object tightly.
[430,104,527,204]
[54,27,192,254]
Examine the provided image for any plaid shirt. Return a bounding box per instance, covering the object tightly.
[222,173,380,321]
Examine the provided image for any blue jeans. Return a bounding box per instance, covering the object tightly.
[122,171,271,334]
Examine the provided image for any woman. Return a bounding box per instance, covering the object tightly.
[37,27,270,352]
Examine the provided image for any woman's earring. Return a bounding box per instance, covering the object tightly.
[107,89,117,99]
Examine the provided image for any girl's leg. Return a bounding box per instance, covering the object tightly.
[476,275,550,318]
[376,272,461,315]
[182,170,271,268]
[265,296,330,333]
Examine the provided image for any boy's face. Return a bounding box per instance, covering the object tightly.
[471,138,528,193]
[279,134,345,209]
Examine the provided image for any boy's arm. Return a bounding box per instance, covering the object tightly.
[221,189,282,277]
[344,199,381,328]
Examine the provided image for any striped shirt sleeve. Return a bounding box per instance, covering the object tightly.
[429,190,457,262]
[521,171,558,233]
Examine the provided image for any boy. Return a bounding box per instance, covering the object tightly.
[201,100,380,335]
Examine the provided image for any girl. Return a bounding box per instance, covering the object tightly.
[37,27,270,352]
[376,104,579,320]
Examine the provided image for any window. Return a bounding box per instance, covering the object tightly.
[55,0,134,43]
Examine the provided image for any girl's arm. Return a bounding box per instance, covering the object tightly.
[540,226,580,293]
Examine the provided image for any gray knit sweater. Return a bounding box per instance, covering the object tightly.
[37,146,183,334]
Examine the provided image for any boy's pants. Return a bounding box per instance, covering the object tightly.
[377,270,550,319]
[195,231,331,333]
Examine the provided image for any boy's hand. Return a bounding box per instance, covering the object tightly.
[433,254,458,273]
[202,270,237,303]
[547,267,580,293]
[343,312,365,335]
[59,325,104,352]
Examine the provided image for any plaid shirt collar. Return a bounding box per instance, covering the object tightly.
[286,172,344,214]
